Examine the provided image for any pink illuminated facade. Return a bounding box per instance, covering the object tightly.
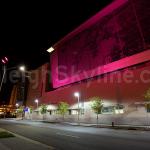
[26,0,150,125]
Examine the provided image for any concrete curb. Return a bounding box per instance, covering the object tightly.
[4,119,150,131]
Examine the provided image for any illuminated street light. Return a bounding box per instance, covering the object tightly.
[4,57,8,62]
[35,99,39,109]
[74,92,79,97]
[16,103,19,108]
[74,92,80,124]
[19,66,25,72]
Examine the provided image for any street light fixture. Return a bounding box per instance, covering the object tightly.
[47,47,54,53]
[16,103,19,108]
[35,99,39,109]
[74,92,80,124]
[19,66,25,72]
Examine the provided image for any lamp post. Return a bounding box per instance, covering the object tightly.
[0,57,8,118]
[19,65,26,82]
[15,103,19,117]
[74,92,80,124]
[16,103,19,111]
[0,57,9,93]
[35,99,39,109]
[0,61,27,118]
[19,65,26,106]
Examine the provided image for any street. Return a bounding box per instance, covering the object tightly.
[0,119,150,150]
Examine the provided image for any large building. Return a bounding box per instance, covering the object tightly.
[26,0,150,125]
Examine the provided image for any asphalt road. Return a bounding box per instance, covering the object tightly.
[0,119,150,150]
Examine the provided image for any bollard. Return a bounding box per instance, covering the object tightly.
[112,122,114,127]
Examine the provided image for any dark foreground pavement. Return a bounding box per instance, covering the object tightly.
[0,119,150,150]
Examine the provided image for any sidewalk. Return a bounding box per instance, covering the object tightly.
[2,118,150,131]
[0,128,54,150]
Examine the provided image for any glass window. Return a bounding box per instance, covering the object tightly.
[102,106,115,114]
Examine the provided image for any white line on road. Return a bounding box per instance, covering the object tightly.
[56,132,80,138]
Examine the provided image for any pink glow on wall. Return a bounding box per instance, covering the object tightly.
[26,0,150,108]
[54,0,128,48]
[39,62,150,105]
[51,50,150,88]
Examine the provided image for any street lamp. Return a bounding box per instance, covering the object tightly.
[19,65,26,106]
[16,103,19,108]
[0,61,27,108]
[47,47,54,53]
[0,57,9,93]
[35,99,39,109]
[74,92,80,124]
[1,57,8,64]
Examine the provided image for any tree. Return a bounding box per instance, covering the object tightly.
[90,97,103,125]
[144,88,150,112]
[57,102,69,120]
[40,104,48,120]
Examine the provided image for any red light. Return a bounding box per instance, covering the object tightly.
[5,57,8,62]
[2,59,6,64]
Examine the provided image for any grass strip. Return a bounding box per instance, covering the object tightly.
[0,131,15,138]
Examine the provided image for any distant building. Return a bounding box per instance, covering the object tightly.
[9,84,18,106]
[26,0,150,125]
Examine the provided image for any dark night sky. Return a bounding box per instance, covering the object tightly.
[0,0,113,70]
[0,0,113,103]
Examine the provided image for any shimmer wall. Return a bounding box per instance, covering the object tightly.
[51,0,150,88]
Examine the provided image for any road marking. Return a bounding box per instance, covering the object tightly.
[56,132,80,138]
[141,131,146,133]
[1,128,55,150]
